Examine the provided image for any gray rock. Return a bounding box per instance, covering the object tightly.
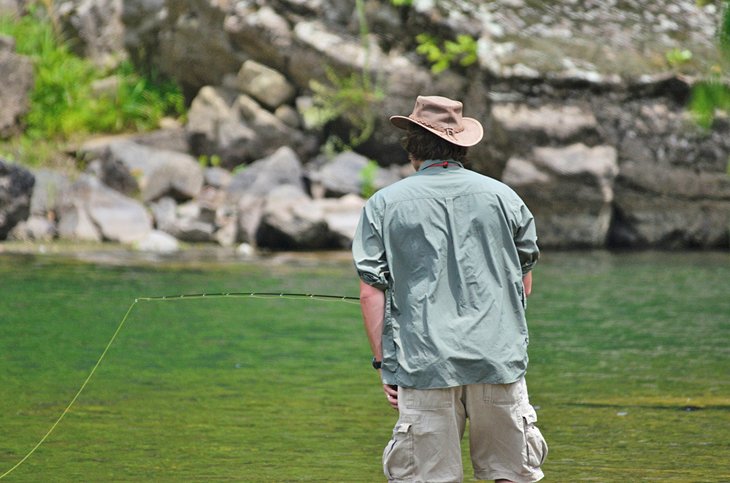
[504,143,619,248]
[204,167,232,189]
[0,0,20,17]
[30,169,71,217]
[0,44,33,138]
[256,184,332,250]
[226,146,305,202]
[308,151,403,198]
[611,161,730,248]
[90,140,204,202]
[134,229,179,253]
[0,160,34,240]
[58,175,152,243]
[235,60,295,110]
[57,0,126,68]
[311,194,366,248]
[225,5,292,72]
[149,196,177,232]
[8,215,56,242]
[492,103,600,147]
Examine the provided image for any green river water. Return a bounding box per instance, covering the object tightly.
[0,248,728,481]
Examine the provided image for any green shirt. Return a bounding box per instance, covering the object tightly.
[352,159,539,388]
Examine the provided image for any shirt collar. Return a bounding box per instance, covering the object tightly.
[418,159,463,171]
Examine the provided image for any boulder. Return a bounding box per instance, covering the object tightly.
[503,143,619,248]
[226,146,306,201]
[611,162,730,248]
[307,150,403,198]
[255,184,332,250]
[0,39,34,139]
[134,229,180,253]
[235,60,296,110]
[311,194,366,248]
[225,5,292,72]
[57,175,152,243]
[0,160,34,240]
[30,169,72,217]
[87,140,204,202]
[8,215,56,241]
[57,0,126,68]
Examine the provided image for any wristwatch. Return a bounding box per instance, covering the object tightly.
[371,357,382,370]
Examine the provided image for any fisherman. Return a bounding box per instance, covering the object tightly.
[353,95,547,482]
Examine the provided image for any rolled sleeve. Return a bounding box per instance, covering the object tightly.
[514,203,540,275]
[352,202,389,290]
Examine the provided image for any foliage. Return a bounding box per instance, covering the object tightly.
[359,159,379,198]
[688,0,730,130]
[303,0,384,153]
[416,33,478,74]
[665,47,693,68]
[689,79,730,129]
[390,0,413,5]
[0,6,185,165]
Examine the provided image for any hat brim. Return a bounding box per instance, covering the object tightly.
[389,115,484,147]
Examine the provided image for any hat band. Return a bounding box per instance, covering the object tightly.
[412,117,465,135]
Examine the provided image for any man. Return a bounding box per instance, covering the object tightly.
[352,95,547,483]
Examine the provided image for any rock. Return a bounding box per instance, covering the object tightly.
[235,60,296,110]
[149,196,177,232]
[30,169,71,218]
[611,161,730,248]
[503,143,619,248]
[134,229,179,253]
[57,175,152,243]
[308,151,403,198]
[57,0,126,68]
[256,184,332,250]
[0,160,34,240]
[236,242,255,257]
[158,0,240,91]
[186,86,255,166]
[0,40,33,138]
[204,167,232,189]
[491,103,601,148]
[8,215,56,241]
[0,0,20,17]
[225,5,292,72]
[88,140,204,202]
[226,146,306,201]
[311,194,366,248]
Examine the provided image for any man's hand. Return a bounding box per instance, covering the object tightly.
[383,384,398,410]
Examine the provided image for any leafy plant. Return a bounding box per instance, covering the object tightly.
[688,1,730,130]
[303,0,384,152]
[416,33,478,74]
[0,5,185,165]
[359,159,379,198]
[390,0,413,6]
[665,48,693,68]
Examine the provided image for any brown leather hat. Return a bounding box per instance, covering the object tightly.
[389,95,483,147]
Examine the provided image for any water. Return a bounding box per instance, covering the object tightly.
[0,249,728,481]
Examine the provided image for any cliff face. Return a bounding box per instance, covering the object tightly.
[9,0,730,249]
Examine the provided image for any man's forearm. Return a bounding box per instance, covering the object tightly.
[359,280,385,361]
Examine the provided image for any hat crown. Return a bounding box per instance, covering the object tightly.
[411,96,464,134]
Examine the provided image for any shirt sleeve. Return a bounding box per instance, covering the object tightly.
[352,199,389,290]
[513,201,540,275]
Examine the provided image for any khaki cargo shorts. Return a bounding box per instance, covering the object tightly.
[382,377,547,483]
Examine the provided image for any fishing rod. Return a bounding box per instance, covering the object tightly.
[0,291,360,480]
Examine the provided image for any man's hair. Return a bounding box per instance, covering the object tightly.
[400,124,468,162]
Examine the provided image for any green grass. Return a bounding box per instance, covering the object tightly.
[0,251,728,481]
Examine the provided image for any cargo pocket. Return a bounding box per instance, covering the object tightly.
[522,404,548,468]
[383,420,415,480]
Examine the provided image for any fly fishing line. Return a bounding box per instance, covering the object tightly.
[0,291,360,480]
